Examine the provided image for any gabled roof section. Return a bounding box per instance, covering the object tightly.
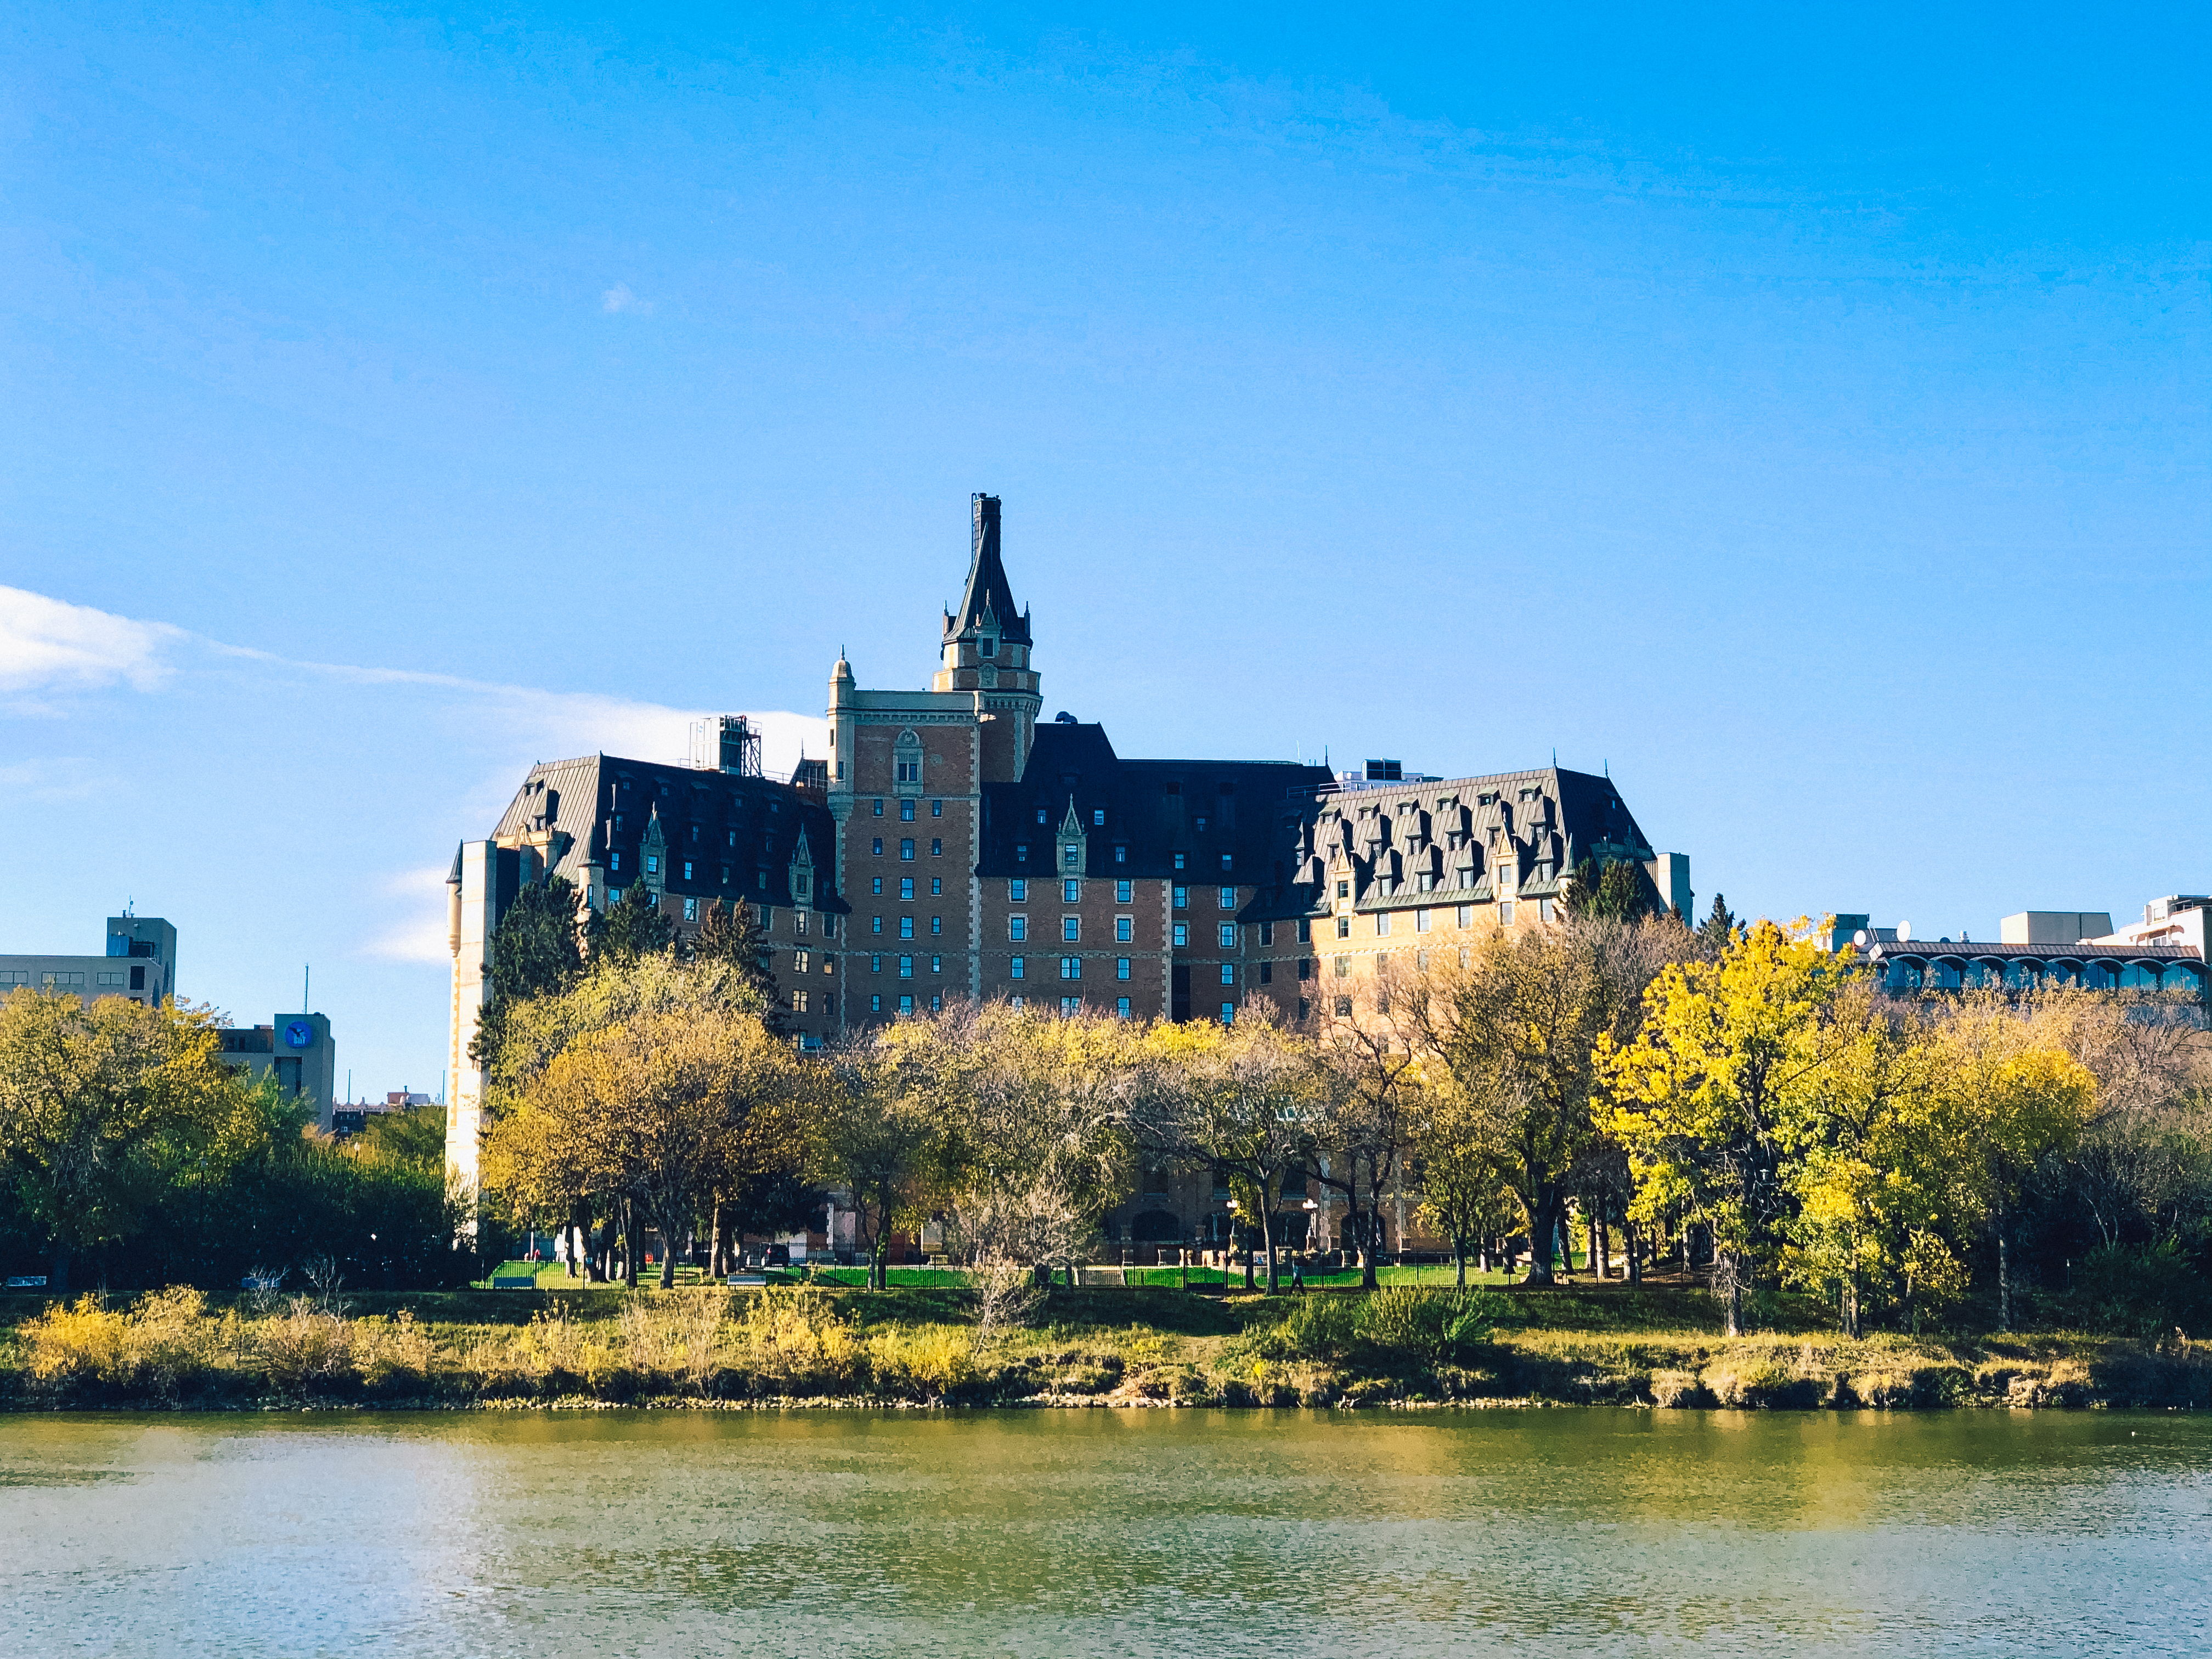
[944,492,1031,645]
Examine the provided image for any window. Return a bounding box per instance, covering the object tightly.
[1114,845,1127,864]
[1036,808,1049,825]
[1195,815,1207,832]
[1063,917,1081,943]
[1115,916,1133,943]
[1009,879,1026,902]
[1298,958,1312,980]
[1221,855,1233,873]
[930,993,943,1012]
[1062,878,1080,904]
[1116,879,1132,903]
[1296,918,1311,944]
[1457,905,1473,928]
[1116,957,1131,980]
[719,865,730,885]
[1416,909,1432,933]
[1259,922,1274,946]
[899,917,915,938]
[1173,923,1188,947]
[871,954,882,973]
[900,839,915,861]
[979,636,995,657]
[824,995,836,1014]
[1062,996,1082,1014]
[872,838,883,855]
[683,898,699,922]
[823,916,837,939]
[1173,853,1187,871]
[927,915,940,935]
[1218,923,1236,949]
[682,861,693,881]
[1335,996,1353,1017]
[1220,1002,1235,1025]
[930,876,943,896]
[1220,964,1236,986]
[930,955,942,974]
[871,994,883,1013]
[932,799,943,816]
[1218,885,1235,910]
[1298,998,1310,1020]
[1010,995,1024,1008]
[1336,881,1349,899]
[1173,886,1188,910]
[608,888,623,904]
[1336,916,1350,939]
[1063,844,1080,870]
[1010,916,1028,941]
[1540,898,1556,924]
[1060,956,1081,980]
[1334,957,1349,978]
[873,800,883,817]
[900,878,915,900]
[899,955,914,978]
[645,854,659,874]
[1376,914,1392,936]
[899,994,915,1014]
[1116,997,1131,1019]
[791,989,809,1013]
[1016,843,1028,862]
[900,799,916,820]
[1259,962,1273,985]
[930,839,942,857]
[871,877,883,895]
[1092,808,1105,826]
[795,910,809,935]
[1500,901,1515,926]
[1011,956,1025,979]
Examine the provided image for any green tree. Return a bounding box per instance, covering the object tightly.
[468,876,585,1068]
[1565,858,1656,922]
[357,1102,447,1170]
[815,1033,948,1291]
[0,990,242,1293]
[586,882,676,965]
[692,898,781,1026]
[1696,893,1740,957]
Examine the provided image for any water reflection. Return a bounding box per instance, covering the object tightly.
[1,1410,2204,1656]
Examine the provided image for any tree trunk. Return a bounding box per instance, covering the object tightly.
[658,1215,678,1289]
[1996,1231,2011,1331]
[622,1199,639,1289]
[1842,1274,1860,1339]
[48,1240,70,1297]
[1522,1193,1560,1286]
[1624,1219,1642,1285]
[1718,1249,1744,1337]
[1590,1211,1606,1280]
[1260,1198,1279,1295]
[709,1198,728,1278]
[1454,1239,1468,1288]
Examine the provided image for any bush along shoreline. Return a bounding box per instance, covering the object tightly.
[3,1284,2205,1413]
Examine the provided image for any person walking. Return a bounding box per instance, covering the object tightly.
[1290,1259,1306,1294]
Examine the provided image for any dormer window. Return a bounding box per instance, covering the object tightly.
[980,637,996,657]
[1064,844,1080,869]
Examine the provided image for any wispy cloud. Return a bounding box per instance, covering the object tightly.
[601,283,654,315]
[360,865,455,964]
[0,585,180,694]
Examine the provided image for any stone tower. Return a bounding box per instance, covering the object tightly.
[932,493,1041,783]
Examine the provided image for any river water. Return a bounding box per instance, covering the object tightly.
[2,1409,2204,1656]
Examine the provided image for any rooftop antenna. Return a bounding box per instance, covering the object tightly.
[124,896,135,917]
[303,964,310,1015]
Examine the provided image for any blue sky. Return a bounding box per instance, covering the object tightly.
[4,2,2205,1095]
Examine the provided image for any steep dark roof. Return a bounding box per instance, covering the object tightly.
[944,493,1031,645]
[977,723,1333,888]
[486,754,846,913]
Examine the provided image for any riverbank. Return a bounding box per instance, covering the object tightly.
[3,1283,2204,1412]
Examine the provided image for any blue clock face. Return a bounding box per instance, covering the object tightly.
[284,1021,313,1049]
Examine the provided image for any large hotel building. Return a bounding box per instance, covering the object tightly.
[445,496,1690,1187]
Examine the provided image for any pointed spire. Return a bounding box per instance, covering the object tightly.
[945,493,1030,645]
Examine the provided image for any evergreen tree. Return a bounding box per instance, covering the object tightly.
[1696,892,1740,956]
[586,882,676,966]
[469,876,585,1066]
[692,898,783,1026]
[1564,856,1654,921]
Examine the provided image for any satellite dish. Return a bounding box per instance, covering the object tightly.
[1897,920,1911,943]
[1853,929,1870,947]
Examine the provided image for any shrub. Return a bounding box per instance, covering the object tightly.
[868,1324,973,1397]
[21,1296,132,1384]
[2036,1242,2212,1339]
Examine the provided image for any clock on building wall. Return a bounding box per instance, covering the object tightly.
[283,1021,313,1049]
